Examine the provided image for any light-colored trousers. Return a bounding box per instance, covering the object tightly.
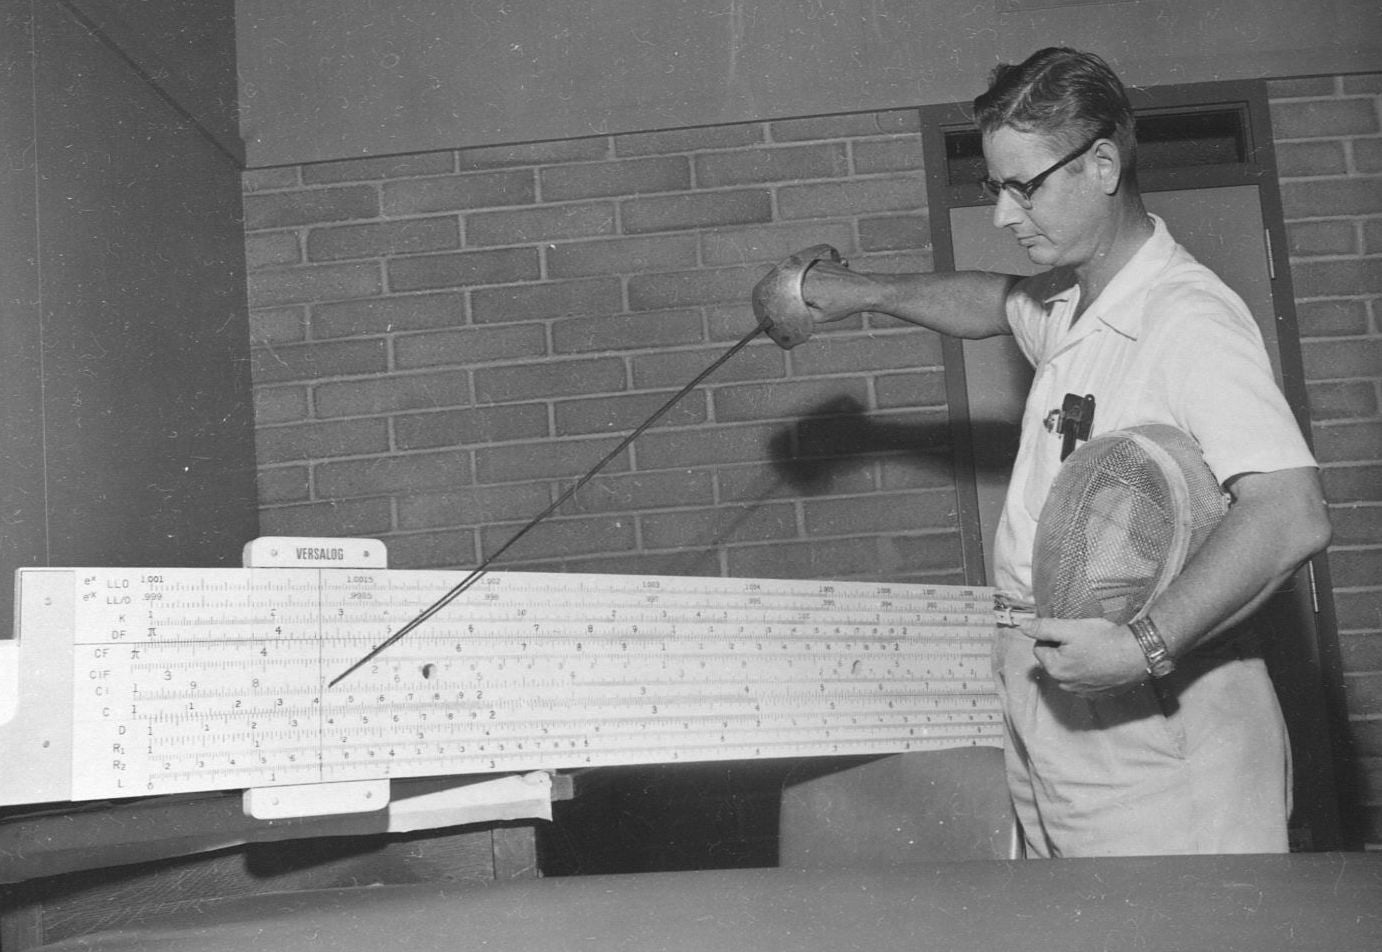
[995,627,1291,858]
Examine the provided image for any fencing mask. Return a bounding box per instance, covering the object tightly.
[1032,424,1228,624]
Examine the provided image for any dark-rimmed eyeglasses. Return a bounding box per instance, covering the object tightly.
[980,128,1112,209]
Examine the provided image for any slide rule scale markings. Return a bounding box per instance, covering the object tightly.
[7,567,1003,806]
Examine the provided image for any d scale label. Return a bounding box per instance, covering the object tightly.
[2,568,1002,806]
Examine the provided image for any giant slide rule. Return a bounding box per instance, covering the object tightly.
[2,540,1002,810]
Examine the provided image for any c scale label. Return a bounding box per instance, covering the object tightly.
[8,567,1002,805]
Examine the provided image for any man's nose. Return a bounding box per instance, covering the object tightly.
[991,190,1025,229]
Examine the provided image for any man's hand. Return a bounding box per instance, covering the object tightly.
[799,259,882,324]
[1016,616,1148,697]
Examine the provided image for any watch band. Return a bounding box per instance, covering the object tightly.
[1130,615,1176,678]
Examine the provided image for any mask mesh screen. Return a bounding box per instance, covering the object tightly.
[1032,425,1228,624]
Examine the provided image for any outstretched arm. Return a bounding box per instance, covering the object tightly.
[802,261,1019,341]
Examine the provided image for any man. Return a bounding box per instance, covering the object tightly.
[794,48,1331,856]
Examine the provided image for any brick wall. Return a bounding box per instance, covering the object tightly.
[243,75,1382,845]
[242,110,960,584]
[1268,73,1382,848]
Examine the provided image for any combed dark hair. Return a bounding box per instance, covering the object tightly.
[973,47,1137,182]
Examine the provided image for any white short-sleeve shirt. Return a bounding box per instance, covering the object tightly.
[992,215,1316,603]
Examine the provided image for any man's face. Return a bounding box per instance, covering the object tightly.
[981,125,1106,269]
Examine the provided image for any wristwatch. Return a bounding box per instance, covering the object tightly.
[1130,615,1176,679]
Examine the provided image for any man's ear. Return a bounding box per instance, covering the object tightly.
[1091,138,1124,195]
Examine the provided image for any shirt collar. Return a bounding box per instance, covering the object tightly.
[1081,214,1174,339]
[1035,214,1172,334]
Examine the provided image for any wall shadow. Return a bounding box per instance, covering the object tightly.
[765,394,1020,494]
